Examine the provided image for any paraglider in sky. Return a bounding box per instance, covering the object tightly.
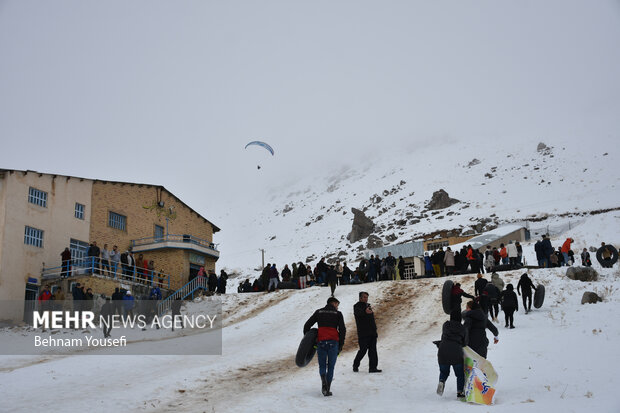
[245,141,274,170]
[245,141,274,156]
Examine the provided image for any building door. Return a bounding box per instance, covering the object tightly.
[70,238,89,268]
[23,283,39,324]
[189,264,201,282]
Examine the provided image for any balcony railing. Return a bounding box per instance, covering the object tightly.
[41,257,171,289]
[131,234,218,252]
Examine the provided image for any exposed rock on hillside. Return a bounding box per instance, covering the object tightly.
[426,189,460,210]
[347,208,375,243]
[366,234,383,249]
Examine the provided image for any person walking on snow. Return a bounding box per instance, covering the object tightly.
[436,309,467,399]
[352,292,381,373]
[327,265,338,296]
[450,283,474,312]
[500,284,518,328]
[304,297,346,397]
[517,273,537,313]
[462,301,499,359]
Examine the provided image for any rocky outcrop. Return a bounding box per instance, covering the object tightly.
[581,291,602,304]
[426,189,460,211]
[566,267,599,282]
[366,234,383,249]
[537,142,552,156]
[347,208,375,243]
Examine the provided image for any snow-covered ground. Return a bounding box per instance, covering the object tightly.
[1,212,619,412]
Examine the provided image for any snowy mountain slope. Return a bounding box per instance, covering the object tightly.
[217,137,619,275]
[1,251,619,412]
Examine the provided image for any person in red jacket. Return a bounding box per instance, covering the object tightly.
[304,297,346,397]
[561,238,574,266]
[38,285,53,314]
[499,243,508,265]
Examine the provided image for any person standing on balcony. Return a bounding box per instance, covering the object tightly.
[127,251,136,279]
[110,245,120,277]
[148,260,156,284]
[87,242,101,274]
[60,247,72,278]
[101,244,111,276]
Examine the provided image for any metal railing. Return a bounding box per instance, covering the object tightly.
[131,234,217,251]
[41,257,171,289]
[157,276,209,315]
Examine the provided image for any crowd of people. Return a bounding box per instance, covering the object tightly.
[238,235,617,298]
[59,242,167,287]
[425,240,525,277]
[238,252,410,295]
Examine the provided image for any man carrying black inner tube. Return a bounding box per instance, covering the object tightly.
[304,297,346,397]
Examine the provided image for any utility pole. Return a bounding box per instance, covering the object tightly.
[259,249,265,270]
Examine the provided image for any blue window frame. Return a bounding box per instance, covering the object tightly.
[75,203,85,220]
[108,211,126,231]
[24,226,44,248]
[154,225,164,240]
[28,187,47,207]
[70,238,88,266]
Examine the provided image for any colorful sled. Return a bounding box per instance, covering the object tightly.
[463,346,498,405]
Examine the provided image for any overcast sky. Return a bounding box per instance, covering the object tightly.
[1,0,619,223]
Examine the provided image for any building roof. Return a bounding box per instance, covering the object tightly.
[449,224,525,251]
[0,168,220,232]
[366,241,425,259]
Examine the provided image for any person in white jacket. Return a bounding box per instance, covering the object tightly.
[506,241,519,268]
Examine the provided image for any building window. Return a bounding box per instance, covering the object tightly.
[154,225,164,240]
[28,187,47,207]
[75,203,85,220]
[70,239,89,265]
[427,240,450,251]
[24,226,44,248]
[108,212,126,230]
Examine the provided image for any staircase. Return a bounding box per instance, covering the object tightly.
[157,276,209,315]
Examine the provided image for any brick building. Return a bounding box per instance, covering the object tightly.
[0,169,220,323]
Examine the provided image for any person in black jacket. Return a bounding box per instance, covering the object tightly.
[342,262,352,285]
[463,301,499,359]
[304,297,346,397]
[87,241,101,274]
[208,271,218,293]
[540,235,554,268]
[517,273,537,313]
[100,298,114,338]
[111,288,124,316]
[483,282,501,323]
[352,292,381,373]
[436,309,466,399]
[474,273,488,296]
[171,299,183,331]
[500,283,518,328]
[326,265,338,296]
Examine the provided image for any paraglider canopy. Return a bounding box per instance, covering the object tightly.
[245,141,274,156]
